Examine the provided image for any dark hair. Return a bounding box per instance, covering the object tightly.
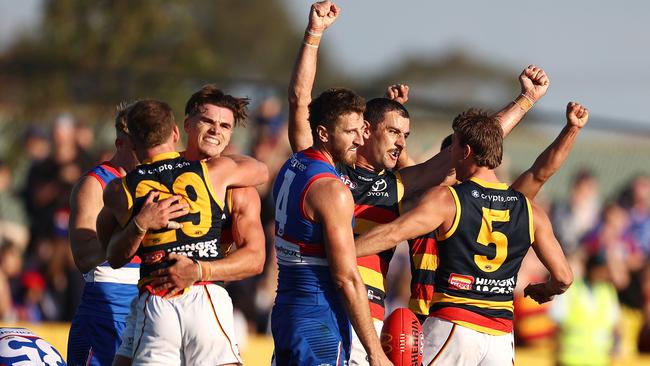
[363,98,409,129]
[452,108,503,169]
[126,100,175,149]
[308,88,365,137]
[440,134,453,151]
[115,101,137,135]
[185,84,249,126]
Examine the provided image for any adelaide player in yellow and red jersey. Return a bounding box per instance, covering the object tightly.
[356,106,589,365]
[287,2,549,364]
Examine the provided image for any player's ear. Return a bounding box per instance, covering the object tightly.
[363,120,371,139]
[184,118,191,133]
[316,125,329,143]
[172,125,180,144]
[463,144,472,160]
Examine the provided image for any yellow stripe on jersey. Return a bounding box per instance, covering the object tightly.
[201,161,224,210]
[119,178,134,228]
[226,189,234,215]
[395,171,405,215]
[436,186,461,240]
[409,298,432,316]
[353,218,381,235]
[453,320,508,336]
[432,292,514,312]
[412,253,438,271]
[525,197,535,244]
[358,266,386,292]
[469,177,509,190]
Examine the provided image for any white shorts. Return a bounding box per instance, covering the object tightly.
[131,284,242,366]
[422,317,514,366]
[115,296,138,359]
[348,319,383,366]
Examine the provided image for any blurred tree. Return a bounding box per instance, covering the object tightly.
[0,0,332,120]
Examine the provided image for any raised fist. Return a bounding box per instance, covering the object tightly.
[566,101,589,128]
[523,283,555,304]
[308,1,340,33]
[385,84,410,104]
[519,65,549,103]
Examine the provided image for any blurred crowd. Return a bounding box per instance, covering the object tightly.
[1,99,649,360]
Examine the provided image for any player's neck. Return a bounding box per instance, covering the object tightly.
[469,167,500,184]
[136,143,177,164]
[354,151,383,173]
[109,152,135,176]
[311,144,335,167]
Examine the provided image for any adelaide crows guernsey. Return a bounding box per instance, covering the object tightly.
[119,152,226,293]
[407,232,437,324]
[273,148,348,305]
[78,162,139,319]
[430,177,534,335]
[337,163,403,321]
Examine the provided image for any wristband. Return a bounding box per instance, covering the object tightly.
[514,94,534,112]
[191,258,202,283]
[132,218,147,234]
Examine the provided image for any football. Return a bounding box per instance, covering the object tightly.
[380,308,423,366]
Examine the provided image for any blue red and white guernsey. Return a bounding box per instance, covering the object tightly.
[68,162,140,366]
[77,161,140,318]
[271,148,354,366]
[1,327,67,366]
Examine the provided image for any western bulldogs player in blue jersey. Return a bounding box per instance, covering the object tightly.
[271,85,391,366]
[67,104,145,366]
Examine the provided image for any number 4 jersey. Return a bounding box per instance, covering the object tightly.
[430,177,534,335]
[119,152,226,293]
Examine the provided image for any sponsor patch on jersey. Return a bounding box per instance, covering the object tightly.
[449,273,474,290]
[142,250,165,265]
[340,175,357,189]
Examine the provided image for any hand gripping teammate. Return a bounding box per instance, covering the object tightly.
[101,100,267,366]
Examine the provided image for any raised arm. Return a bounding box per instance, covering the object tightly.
[308,179,391,365]
[356,185,454,257]
[150,187,266,296]
[524,203,574,304]
[399,65,549,199]
[494,65,549,136]
[511,102,589,199]
[288,1,340,152]
[69,177,108,273]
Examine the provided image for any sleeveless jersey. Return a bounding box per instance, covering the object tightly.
[119,152,226,292]
[273,148,347,305]
[430,177,534,335]
[0,328,66,365]
[337,163,403,321]
[407,232,437,323]
[78,162,139,319]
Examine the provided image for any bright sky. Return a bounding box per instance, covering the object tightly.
[1,0,649,125]
[282,0,650,126]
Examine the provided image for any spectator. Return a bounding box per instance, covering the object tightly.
[552,169,601,254]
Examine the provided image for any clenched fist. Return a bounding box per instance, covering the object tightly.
[308,1,340,33]
[566,102,589,129]
[519,65,549,103]
[385,84,410,105]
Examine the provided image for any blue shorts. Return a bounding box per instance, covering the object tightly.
[67,313,126,366]
[271,303,351,366]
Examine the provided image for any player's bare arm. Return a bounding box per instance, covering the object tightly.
[356,185,455,257]
[494,65,550,135]
[205,154,268,200]
[103,180,189,269]
[399,66,549,199]
[69,176,109,273]
[288,0,340,153]
[307,178,392,366]
[524,202,574,304]
[511,102,589,199]
[150,187,266,297]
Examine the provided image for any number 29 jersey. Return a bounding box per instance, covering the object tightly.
[431,177,534,335]
[119,152,226,291]
[273,148,350,305]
